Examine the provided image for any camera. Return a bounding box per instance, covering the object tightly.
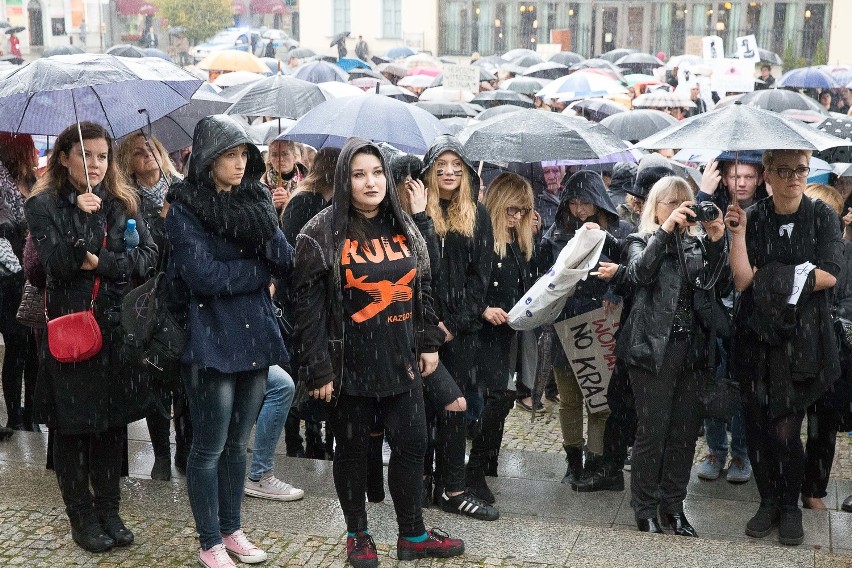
[687,202,719,223]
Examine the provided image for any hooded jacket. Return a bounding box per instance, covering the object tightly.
[420,136,494,339]
[165,115,293,373]
[293,137,443,393]
[607,162,637,208]
[541,170,635,320]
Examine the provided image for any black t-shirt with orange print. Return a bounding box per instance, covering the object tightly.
[340,216,420,397]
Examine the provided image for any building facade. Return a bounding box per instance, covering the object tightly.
[440,0,833,60]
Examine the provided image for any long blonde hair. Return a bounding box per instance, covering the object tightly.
[115,132,181,184]
[31,122,138,215]
[638,176,697,236]
[483,173,534,260]
[424,151,477,237]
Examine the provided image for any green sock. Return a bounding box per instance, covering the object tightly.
[347,530,368,537]
[401,532,428,543]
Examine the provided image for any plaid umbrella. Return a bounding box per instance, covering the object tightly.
[632,91,696,109]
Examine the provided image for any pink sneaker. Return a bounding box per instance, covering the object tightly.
[197,544,236,568]
[221,529,268,564]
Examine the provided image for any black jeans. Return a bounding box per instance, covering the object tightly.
[630,338,704,519]
[2,328,38,428]
[802,392,840,499]
[600,361,637,469]
[330,388,427,537]
[423,362,465,493]
[53,427,124,523]
[744,401,806,509]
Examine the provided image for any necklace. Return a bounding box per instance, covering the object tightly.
[353,204,380,214]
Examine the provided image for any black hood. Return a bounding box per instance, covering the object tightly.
[331,137,411,244]
[187,114,266,186]
[628,166,676,199]
[421,134,480,201]
[608,162,637,195]
[555,170,619,226]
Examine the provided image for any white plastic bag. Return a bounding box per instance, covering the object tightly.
[508,227,607,330]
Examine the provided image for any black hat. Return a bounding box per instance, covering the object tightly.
[627,166,676,199]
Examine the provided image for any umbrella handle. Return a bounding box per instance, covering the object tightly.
[138,109,170,191]
[72,91,93,193]
[729,151,739,227]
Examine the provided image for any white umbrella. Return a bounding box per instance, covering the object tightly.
[318,81,367,99]
[418,86,475,102]
[212,70,265,88]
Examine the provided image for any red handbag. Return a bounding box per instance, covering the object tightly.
[45,228,106,363]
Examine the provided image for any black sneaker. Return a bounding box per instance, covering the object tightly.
[778,508,804,546]
[439,490,499,521]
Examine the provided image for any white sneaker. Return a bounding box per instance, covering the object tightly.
[244,473,305,501]
[382,439,392,466]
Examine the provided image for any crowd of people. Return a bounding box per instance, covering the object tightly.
[3,52,852,568]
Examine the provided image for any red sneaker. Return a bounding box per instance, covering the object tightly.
[346,531,378,568]
[396,528,465,560]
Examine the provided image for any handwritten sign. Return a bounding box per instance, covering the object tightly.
[443,64,480,92]
[702,35,725,61]
[553,305,621,413]
[736,34,760,62]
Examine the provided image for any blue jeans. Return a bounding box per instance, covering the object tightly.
[249,365,295,480]
[183,365,267,551]
[704,405,748,461]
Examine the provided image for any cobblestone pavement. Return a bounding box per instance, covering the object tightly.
[500,399,852,480]
[0,504,557,567]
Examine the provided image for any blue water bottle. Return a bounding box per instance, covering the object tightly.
[124,219,140,252]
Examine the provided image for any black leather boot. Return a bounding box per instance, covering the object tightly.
[561,445,583,485]
[150,455,171,481]
[636,517,664,534]
[571,462,625,492]
[665,512,698,537]
[70,515,115,553]
[98,513,134,547]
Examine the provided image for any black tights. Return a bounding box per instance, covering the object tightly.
[53,427,125,524]
[467,389,515,476]
[802,394,839,499]
[744,403,806,509]
[1,329,38,428]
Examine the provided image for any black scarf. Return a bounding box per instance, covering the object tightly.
[168,178,278,247]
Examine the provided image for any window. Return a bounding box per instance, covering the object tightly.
[332,0,350,36]
[51,18,66,36]
[383,0,402,38]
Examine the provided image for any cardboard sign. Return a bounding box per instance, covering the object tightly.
[685,36,703,56]
[442,64,480,92]
[702,35,725,61]
[553,305,621,413]
[710,58,756,94]
[736,34,760,62]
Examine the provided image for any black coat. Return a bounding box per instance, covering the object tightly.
[281,190,329,247]
[25,183,158,434]
[618,227,730,374]
[478,241,539,392]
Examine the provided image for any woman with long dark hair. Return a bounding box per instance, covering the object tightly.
[294,137,464,567]
[25,122,157,553]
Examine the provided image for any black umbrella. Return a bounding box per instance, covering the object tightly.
[549,52,584,66]
[43,44,85,57]
[569,58,625,80]
[757,48,783,66]
[599,48,637,63]
[349,67,391,83]
[568,98,629,122]
[458,108,629,162]
[500,77,545,97]
[815,116,852,163]
[225,74,325,119]
[511,54,544,69]
[106,44,146,58]
[600,109,677,141]
[477,104,525,122]
[329,31,350,48]
[413,100,481,119]
[522,61,570,80]
[0,21,9,29]
[736,89,828,115]
[470,89,533,108]
[615,53,664,75]
[5,26,24,35]
[288,47,316,60]
[636,103,851,151]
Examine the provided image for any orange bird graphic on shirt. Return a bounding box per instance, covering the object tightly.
[344,268,416,323]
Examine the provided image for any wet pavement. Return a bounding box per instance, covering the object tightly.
[3,400,852,566]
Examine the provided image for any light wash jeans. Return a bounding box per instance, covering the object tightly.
[249,365,295,480]
[183,365,267,551]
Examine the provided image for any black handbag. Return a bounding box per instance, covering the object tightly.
[16,281,45,328]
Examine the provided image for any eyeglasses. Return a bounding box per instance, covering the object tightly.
[506,206,532,217]
[771,166,810,180]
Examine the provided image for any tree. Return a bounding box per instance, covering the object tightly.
[155,0,232,45]
[782,40,807,72]
[812,38,828,66]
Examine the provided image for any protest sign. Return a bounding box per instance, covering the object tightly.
[702,35,725,61]
[710,58,756,93]
[443,64,480,92]
[553,305,621,413]
[736,34,760,62]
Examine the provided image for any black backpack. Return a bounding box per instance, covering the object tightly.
[120,271,186,385]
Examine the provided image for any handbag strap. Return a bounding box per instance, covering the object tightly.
[44,223,107,322]
[674,229,725,292]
